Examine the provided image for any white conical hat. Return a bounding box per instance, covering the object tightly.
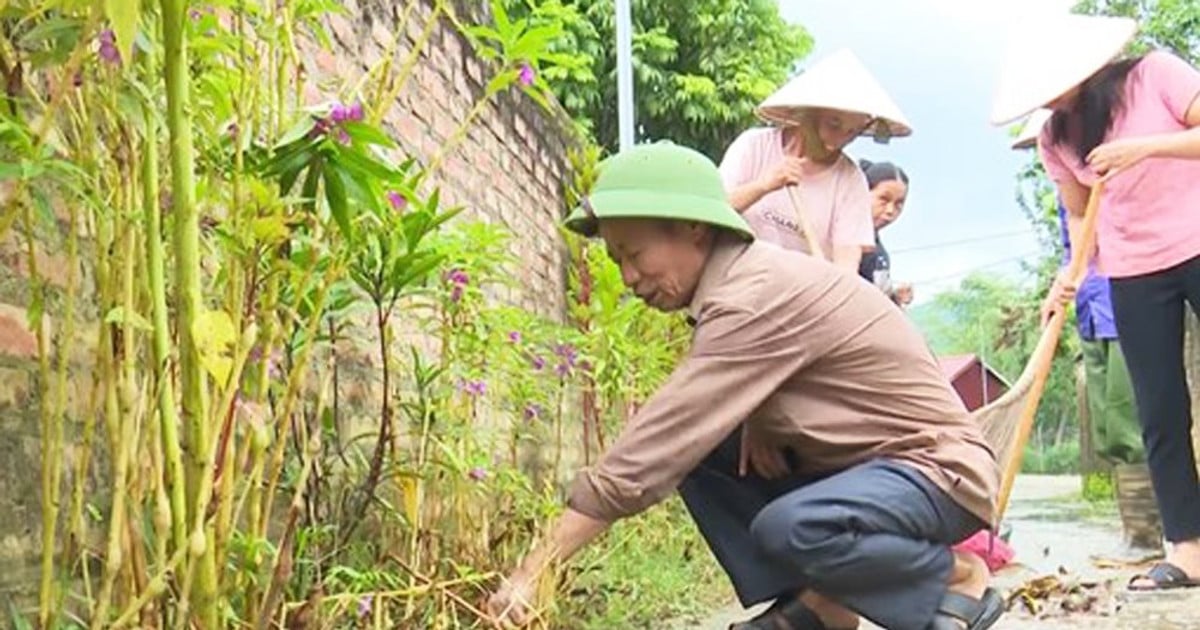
[756,48,913,139]
[990,14,1137,126]
[1011,108,1053,150]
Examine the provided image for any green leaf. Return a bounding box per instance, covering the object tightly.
[335,146,402,183]
[275,117,319,148]
[192,309,237,385]
[340,121,396,148]
[7,598,34,630]
[324,165,351,238]
[19,17,82,49]
[250,216,290,244]
[299,159,324,213]
[104,0,140,63]
[104,307,154,332]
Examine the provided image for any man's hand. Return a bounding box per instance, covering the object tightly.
[893,283,914,307]
[484,509,608,627]
[486,571,536,627]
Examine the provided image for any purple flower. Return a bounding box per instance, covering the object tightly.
[518,62,535,87]
[98,29,121,65]
[330,103,351,123]
[508,331,522,343]
[554,343,577,366]
[468,467,489,482]
[189,8,203,20]
[226,122,240,139]
[556,362,571,378]
[462,380,486,397]
[523,404,541,421]
[357,595,372,619]
[335,129,351,145]
[450,285,464,303]
[348,101,364,122]
[387,191,408,211]
[446,268,470,286]
[530,355,545,371]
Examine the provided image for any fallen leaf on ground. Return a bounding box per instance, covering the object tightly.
[1006,572,1119,619]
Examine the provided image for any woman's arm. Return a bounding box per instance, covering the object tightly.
[1058,176,1093,265]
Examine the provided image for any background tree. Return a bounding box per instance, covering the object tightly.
[503,0,813,160]
[1074,0,1200,63]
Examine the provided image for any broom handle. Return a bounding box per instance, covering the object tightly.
[785,185,827,261]
[995,181,1105,516]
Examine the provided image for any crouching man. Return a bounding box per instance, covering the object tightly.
[485,142,1004,630]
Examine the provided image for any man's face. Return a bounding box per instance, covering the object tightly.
[597,218,712,312]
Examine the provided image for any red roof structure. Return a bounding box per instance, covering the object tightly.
[938,354,1010,412]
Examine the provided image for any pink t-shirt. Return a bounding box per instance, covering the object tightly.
[718,127,874,257]
[1039,51,1200,278]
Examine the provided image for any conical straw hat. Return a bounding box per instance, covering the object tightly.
[990,13,1137,126]
[756,48,912,140]
[1011,109,1053,150]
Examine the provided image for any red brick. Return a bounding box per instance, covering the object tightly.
[314,48,338,77]
[0,304,40,360]
[328,13,356,47]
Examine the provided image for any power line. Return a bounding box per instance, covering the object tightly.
[908,251,1042,287]
[889,229,1037,254]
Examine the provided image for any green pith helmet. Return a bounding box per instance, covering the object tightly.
[563,142,754,240]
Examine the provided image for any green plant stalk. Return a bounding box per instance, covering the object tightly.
[424,90,497,176]
[254,433,320,630]
[160,0,217,623]
[65,92,99,600]
[258,265,339,537]
[176,330,255,629]
[94,192,142,624]
[29,210,58,629]
[241,275,281,623]
[110,543,189,630]
[366,0,436,126]
[141,48,189,556]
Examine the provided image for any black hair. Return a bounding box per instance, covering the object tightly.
[1048,56,1145,164]
[858,159,909,190]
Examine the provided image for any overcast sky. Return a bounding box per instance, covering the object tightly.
[775,0,1076,303]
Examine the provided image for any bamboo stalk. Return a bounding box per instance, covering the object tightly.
[141,38,188,556]
[94,186,142,624]
[159,0,218,623]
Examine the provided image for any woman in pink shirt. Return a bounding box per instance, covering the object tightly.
[992,14,1200,591]
[720,49,912,273]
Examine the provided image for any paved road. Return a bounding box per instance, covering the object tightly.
[681,475,1200,630]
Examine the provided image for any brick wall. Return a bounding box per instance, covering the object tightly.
[308,0,574,319]
[0,0,577,602]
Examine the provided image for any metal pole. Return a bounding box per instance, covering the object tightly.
[615,0,635,152]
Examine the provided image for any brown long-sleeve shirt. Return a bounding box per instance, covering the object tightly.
[567,235,999,525]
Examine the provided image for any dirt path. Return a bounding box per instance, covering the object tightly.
[679,475,1200,629]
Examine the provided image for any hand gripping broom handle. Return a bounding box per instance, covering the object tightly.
[785,185,828,261]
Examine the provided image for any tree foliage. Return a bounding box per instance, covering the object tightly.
[1074,0,1200,63]
[502,0,813,159]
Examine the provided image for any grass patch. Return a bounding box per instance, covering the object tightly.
[563,497,732,629]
